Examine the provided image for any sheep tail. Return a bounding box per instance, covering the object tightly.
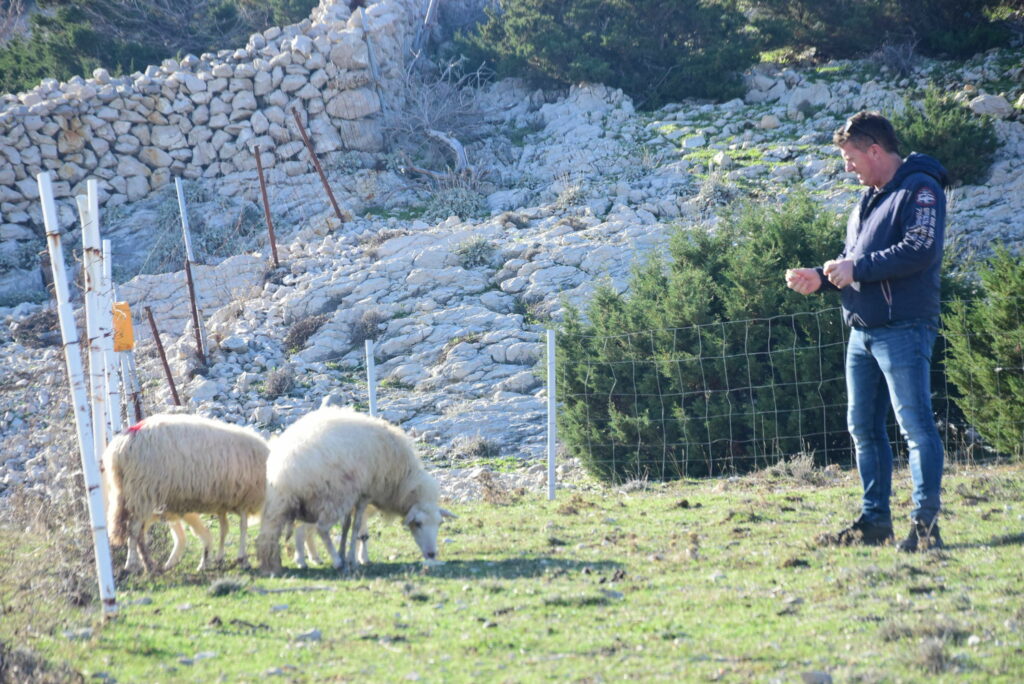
[108,489,129,547]
[104,436,129,546]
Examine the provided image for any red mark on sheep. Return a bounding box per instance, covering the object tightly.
[127,421,145,434]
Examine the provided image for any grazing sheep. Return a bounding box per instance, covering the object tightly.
[256,407,454,574]
[103,414,269,574]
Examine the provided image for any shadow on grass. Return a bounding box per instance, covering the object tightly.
[266,557,624,582]
[946,531,1024,551]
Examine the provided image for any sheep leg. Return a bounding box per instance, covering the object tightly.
[125,518,152,571]
[293,523,321,568]
[130,517,157,574]
[304,523,323,564]
[315,520,345,572]
[292,522,308,569]
[162,517,188,570]
[215,512,228,566]
[346,500,368,570]
[337,512,352,570]
[356,513,370,565]
[179,513,213,571]
[237,512,250,567]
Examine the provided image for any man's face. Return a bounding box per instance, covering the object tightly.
[839,141,879,188]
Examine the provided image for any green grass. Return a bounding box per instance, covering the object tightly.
[379,377,415,391]
[682,146,766,169]
[362,205,426,221]
[2,462,1023,681]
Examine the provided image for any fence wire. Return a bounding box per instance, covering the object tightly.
[557,306,1010,481]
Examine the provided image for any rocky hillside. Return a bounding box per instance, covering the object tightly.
[1,48,1022,503]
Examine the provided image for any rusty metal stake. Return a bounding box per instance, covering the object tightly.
[145,306,181,406]
[254,144,280,268]
[183,258,207,367]
[290,107,346,223]
[123,352,145,422]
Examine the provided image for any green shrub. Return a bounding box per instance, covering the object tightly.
[454,236,496,269]
[890,87,1000,186]
[456,0,759,108]
[422,178,488,221]
[283,314,329,353]
[751,0,894,61]
[751,0,1011,61]
[267,0,318,26]
[942,246,1024,458]
[557,193,849,483]
[263,365,296,399]
[897,0,1012,59]
[350,308,389,347]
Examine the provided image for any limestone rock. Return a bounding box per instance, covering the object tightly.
[326,88,380,119]
[969,94,1013,118]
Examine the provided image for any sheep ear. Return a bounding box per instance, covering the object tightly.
[404,507,419,525]
[440,508,457,520]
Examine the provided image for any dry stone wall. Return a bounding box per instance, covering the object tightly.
[0,0,419,290]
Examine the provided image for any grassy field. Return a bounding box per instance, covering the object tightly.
[1,459,1022,682]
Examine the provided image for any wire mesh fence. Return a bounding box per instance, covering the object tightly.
[556,306,1011,482]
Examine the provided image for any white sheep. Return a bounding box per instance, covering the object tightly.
[256,407,454,574]
[103,413,269,574]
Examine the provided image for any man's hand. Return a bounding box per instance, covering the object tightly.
[785,268,821,295]
[823,259,855,289]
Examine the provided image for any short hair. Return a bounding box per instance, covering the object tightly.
[833,111,901,154]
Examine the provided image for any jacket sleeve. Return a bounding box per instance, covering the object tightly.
[813,266,838,292]
[852,179,944,283]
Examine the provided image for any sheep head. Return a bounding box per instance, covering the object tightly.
[255,525,283,575]
[404,504,456,561]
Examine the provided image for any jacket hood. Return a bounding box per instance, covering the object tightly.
[891,152,949,190]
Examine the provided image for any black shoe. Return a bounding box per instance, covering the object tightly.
[817,515,894,547]
[897,520,944,552]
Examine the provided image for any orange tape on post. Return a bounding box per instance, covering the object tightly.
[112,302,135,351]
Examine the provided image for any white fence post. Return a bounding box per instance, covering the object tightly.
[175,176,197,263]
[102,239,121,435]
[365,339,377,417]
[39,172,118,617]
[174,177,210,360]
[413,0,441,55]
[547,329,557,501]
[78,182,109,457]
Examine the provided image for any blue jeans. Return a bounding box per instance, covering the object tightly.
[846,319,944,526]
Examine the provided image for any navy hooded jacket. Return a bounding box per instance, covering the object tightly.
[817,152,949,328]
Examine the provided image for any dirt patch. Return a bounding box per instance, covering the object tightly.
[558,493,598,515]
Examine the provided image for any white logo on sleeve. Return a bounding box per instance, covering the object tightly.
[914,187,937,207]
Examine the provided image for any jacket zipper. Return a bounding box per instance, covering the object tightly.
[881,279,893,322]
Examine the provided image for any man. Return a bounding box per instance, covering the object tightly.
[786,111,948,552]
